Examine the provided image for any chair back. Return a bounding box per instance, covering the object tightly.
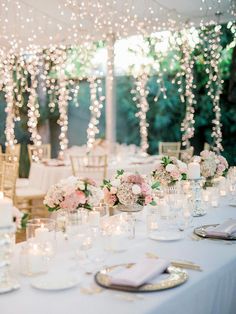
[5,144,21,159]
[180,146,194,163]
[28,144,51,163]
[204,143,210,151]
[70,154,108,184]
[159,142,181,158]
[0,153,19,186]
[1,161,18,201]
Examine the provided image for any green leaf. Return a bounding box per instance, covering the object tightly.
[21,213,29,229]
[149,200,157,206]
[116,169,124,178]
[151,181,160,190]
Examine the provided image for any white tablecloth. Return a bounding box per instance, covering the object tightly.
[1,197,236,314]
[29,157,157,193]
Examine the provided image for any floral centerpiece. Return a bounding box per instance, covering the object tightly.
[194,150,228,187]
[102,170,159,210]
[152,156,187,187]
[44,176,103,212]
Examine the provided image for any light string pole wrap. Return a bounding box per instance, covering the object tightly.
[87,76,105,150]
[4,50,17,148]
[178,27,196,149]
[25,50,42,161]
[200,21,224,153]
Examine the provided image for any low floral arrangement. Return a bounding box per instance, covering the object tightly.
[102,170,159,207]
[194,150,228,187]
[13,207,28,229]
[152,156,187,186]
[44,176,103,212]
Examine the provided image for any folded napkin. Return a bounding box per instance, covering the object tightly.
[109,258,169,287]
[205,219,236,238]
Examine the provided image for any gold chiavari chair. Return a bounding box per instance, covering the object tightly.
[5,143,21,160]
[1,161,18,200]
[180,146,194,163]
[1,160,45,212]
[0,153,19,188]
[70,154,108,184]
[159,142,181,159]
[204,143,211,151]
[28,144,51,163]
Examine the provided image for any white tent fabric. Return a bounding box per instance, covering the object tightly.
[0,0,233,48]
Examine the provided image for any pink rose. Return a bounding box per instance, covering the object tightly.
[104,191,117,206]
[200,150,210,159]
[76,191,86,204]
[144,195,153,205]
[141,183,151,196]
[84,178,97,186]
[216,164,225,175]
[170,170,180,180]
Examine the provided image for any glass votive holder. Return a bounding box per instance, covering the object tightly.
[93,203,109,217]
[19,242,51,276]
[202,189,210,202]
[26,218,56,244]
[146,207,158,235]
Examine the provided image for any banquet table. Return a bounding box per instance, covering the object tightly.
[1,197,236,314]
[28,156,157,193]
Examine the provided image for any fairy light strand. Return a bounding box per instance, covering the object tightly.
[87,77,105,150]
[178,28,196,148]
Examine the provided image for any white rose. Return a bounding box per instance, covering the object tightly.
[110,187,117,194]
[111,179,120,187]
[166,164,176,172]
[132,184,141,195]
[77,181,85,190]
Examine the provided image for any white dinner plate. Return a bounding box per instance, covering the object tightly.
[149,231,184,242]
[31,274,80,291]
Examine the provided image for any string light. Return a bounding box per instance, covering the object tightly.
[25,51,42,154]
[134,73,149,154]
[177,28,196,148]
[55,48,69,158]
[87,77,105,150]
[4,50,17,148]
[199,22,224,153]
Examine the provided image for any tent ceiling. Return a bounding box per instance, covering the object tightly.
[0,0,234,48]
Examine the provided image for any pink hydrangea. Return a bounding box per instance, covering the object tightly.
[124,174,144,185]
[61,191,86,211]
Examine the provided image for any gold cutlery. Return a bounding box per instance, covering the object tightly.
[145,252,203,271]
[115,293,144,302]
[80,284,103,295]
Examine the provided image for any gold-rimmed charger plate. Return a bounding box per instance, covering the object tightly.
[94,263,188,293]
[194,224,236,240]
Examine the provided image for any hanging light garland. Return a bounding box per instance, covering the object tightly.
[55,48,70,158]
[87,77,105,150]
[177,28,196,148]
[25,52,42,152]
[4,50,17,148]
[200,23,224,153]
[134,72,149,154]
